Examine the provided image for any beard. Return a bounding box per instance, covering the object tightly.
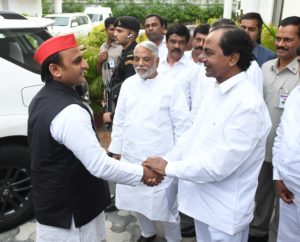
[135,65,157,80]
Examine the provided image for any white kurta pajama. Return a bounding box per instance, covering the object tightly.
[165,72,272,239]
[272,86,300,242]
[109,73,191,223]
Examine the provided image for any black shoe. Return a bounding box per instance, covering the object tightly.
[104,203,118,212]
[181,225,196,238]
[136,234,156,242]
[105,195,118,212]
[248,235,269,242]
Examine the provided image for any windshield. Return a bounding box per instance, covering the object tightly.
[46,16,69,26]
[87,14,99,22]
[0,28,52,73]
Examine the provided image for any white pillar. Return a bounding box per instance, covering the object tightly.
[54,0,62,13]
[223,0,233,19]
[240,0,259,13]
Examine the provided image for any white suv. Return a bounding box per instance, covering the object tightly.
[45,12,93,37]
[0,11,53,232]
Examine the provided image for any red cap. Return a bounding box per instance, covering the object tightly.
[34,33,78,65]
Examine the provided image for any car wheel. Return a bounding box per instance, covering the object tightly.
[0,144,33,232]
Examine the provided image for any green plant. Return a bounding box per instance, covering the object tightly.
[105,2,223,24]
[261,24,277,52]
[76,25,107,115]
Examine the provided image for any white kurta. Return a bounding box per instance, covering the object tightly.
[191,61,263,122]
[273,85,300,197]
[109,73,191,222]
[246,60,263,96]
[158,36,168,61]
[190,63,215,121]
[165,72,272,234]
[51,104,143,185]
[158,54,201,110]
[272,86,300,242]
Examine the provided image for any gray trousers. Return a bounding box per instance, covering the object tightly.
[249,162,279,242]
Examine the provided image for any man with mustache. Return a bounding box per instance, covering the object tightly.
[108,41,191,242]
[249,16,300,242]
[158,23,200,110]
[185,23,210,64]
[144,25,271,242]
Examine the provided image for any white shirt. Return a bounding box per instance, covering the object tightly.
[184,50,193,62]
[158,54,200,110]
[158,36,168,60]
[50,104,143,185]
[273,86,300,197]
[165,72,271,234]
[109,73,191,222]
[191,61,263,121]
[190,64,215,121]
[246,60,263,96]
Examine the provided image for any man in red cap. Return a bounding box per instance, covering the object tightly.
[28,33,162,242]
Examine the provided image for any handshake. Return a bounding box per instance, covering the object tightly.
[141,156,168,187]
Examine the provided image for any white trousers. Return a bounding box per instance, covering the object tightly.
[136,212,181,242]
[36,212,106,242]
[277,199,300,242]
[194,219,249,242]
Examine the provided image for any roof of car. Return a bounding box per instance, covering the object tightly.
[0,11,54,29]
[45,13,89,17]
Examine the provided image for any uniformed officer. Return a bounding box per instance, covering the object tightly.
[103,16,140,124]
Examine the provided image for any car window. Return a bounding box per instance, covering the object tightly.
[71,16,78,27]
[87,14,99,22]
[0,28,51,73]
[77,16,85,26]
[82,16,89,24]
[47,17,69,26]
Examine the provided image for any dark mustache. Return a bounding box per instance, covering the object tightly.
[194,46,203,50]
[172,48,181,53]
[276,46,289,51]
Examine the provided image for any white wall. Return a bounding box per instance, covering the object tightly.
[257,0,274,24]
[236,0,274,24]
[0,0,42,17]
[282,0,300,19]
[238,0,300,24]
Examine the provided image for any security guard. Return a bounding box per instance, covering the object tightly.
[103,16,140,124]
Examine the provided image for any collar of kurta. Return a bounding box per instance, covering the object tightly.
[218,72,247,94]
[163,52,189,66]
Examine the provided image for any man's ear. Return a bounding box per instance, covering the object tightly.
[156,57,160,67]
[49,63,62,79]
[229,52,240,67]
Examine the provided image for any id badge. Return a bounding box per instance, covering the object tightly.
[279,94,288,109]
[108,58,115,68]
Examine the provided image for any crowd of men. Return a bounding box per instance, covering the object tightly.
[28,10,300,242]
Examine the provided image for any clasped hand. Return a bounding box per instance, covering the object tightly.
[141,156,168,186]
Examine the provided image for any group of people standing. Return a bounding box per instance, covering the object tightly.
[27,9,300,242]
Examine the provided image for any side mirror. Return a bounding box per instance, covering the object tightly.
[71,21,78,28]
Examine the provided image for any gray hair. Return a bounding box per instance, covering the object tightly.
[134,40,159,58]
